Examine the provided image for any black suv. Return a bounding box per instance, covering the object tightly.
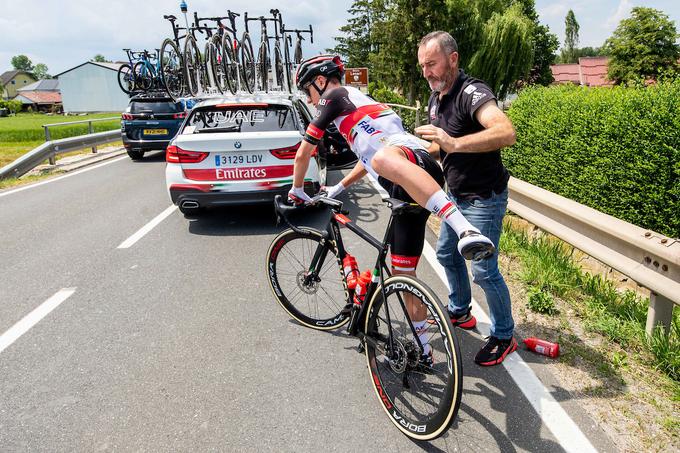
[121,95,195,160]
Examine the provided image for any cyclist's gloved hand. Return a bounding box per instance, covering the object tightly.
[288,186,312,205]
[321,182,345,199]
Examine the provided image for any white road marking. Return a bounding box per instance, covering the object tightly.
[117,204,178,249]
[367,175,597,453]
[0,155,127,198]
[0,288,76,354]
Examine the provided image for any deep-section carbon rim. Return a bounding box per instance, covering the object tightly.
[364,275,462,440]
[266,228,349,330]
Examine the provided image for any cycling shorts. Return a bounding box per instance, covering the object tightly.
[377,147,445,268]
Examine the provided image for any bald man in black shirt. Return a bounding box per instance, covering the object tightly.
[415,31,518,366]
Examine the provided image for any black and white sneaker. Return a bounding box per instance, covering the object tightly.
[457,230,495,261]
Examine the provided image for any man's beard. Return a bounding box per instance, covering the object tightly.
[427,64,454,92]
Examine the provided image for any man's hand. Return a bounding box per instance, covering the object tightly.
[414,124,456,152]
[321,182,345,199]
[288,186,312,205]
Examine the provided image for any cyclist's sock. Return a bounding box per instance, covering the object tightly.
[413,319,431,355]
[425,190,477,237]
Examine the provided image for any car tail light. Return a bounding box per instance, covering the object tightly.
[173,112,188,119]
[166,145,209,163]
[121,113,133,120]
[270,143,301,159]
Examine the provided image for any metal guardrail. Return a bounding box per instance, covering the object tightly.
[43,117,119,164]
[508,177,680,336]
[0,129,122,180]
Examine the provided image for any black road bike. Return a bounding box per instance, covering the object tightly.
[266,195,463,441]
[160,15,188,100]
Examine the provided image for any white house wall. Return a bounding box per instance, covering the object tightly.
[58,63,128,113]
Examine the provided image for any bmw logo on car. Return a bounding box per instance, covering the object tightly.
[234,141,242,149]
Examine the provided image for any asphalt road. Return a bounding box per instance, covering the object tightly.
[0,152,617,452]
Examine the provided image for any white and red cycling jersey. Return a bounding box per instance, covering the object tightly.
[303,85,424,179]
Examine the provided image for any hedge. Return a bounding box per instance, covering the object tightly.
[504,80,680,238]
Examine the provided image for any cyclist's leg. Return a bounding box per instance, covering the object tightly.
[372,146,495,260]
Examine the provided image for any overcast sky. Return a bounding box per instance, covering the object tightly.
[1,0,678,76]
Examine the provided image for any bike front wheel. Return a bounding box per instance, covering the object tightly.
[159,39,184,100]
[364,275,462,441]
[266,228,350,330]
[117,63,135,94]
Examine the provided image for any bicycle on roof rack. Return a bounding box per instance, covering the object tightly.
[160,14,189,100]
[266,194,463,441]
[118,49,161,95]
[244,10,283,93]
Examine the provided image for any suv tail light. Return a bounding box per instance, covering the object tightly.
[121,113,133,120]
[270,143,302,159]
[173,112,188,119]
[166,145,209,163]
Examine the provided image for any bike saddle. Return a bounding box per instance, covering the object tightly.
[164,15,177,20]
[385,198,422,214]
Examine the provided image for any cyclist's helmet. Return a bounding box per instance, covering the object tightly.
[295,55,345,92]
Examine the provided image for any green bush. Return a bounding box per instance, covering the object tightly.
[0,99,23,113]
[526,286,559,315]
[369,83,417,132]
[504,80,680,238]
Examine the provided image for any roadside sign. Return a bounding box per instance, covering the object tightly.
[345,67,369,87]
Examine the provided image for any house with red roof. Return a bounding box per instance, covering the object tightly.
[14,78,62,112]
[550,57,613,87]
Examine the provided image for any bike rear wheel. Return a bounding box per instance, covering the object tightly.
[184,36,204,96]
[364,275,462,440]
[221,33,239,95]
[258,42,269,93]
[274,45,284,91]
[240,33,256,93]
[208,38,226,94]
[266,228,349,330]
[133,61,153,92]
[159,39,184,100]
[117,63,135,94]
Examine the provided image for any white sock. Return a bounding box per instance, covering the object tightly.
[412,320,431,356]
[425,190,476,237]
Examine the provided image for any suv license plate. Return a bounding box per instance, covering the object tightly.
[215,153,264,166]
[143,128,168,135]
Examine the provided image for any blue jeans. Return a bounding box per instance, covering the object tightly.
[436,188,514,340]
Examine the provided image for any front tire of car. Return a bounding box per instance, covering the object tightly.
[127,149,144,161]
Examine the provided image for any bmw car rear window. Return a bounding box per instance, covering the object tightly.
[129,100,183,114]
[184,105,297,134]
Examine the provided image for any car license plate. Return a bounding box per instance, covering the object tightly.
[214,153,264,166]
[143,128,168,135]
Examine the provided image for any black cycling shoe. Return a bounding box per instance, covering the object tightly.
[415,351,434,373]
[457,230,496,261]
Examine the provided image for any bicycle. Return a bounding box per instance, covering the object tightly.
[266,195,462,441]
[160,14,188,100]
[183,15,215,96]
[244,11,280,92]
[134,49,162,92]
[117,49,156,94]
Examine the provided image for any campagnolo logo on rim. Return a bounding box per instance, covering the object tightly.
[234,141,242,149]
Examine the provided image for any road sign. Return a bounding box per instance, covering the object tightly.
[345,67,369,87]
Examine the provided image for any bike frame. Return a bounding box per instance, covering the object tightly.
[282,198,426,355]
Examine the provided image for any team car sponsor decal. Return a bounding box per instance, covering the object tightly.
[183,165,294,181]
[215,110,265,124]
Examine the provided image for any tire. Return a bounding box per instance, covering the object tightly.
[364,275,462,441]
[240,34,256,93]
[208,37,226,94]
[117,63,135,94]
[133,61,153,92]
[220,32,238,95]
[127,149,144,160]
[160,38,184,100]
[274,45,285,91]
[257,42,269,93]
[283,39,293,92]
[294,40,303,64]
[266,228,350,330]
[183,36,203,96]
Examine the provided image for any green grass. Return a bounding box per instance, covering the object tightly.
[0,112,121,167]
[500,218,680,383]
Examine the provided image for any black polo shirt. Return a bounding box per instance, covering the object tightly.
[427,69,510,200]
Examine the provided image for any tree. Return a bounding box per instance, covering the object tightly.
[604,7,680,84]
[92,54,111,63]
[11,55,34,72]
[560,10,580,63]
[32,63,50,79]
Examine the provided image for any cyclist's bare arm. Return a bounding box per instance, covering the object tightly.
[292,140,316,187]
[338,162,367,188]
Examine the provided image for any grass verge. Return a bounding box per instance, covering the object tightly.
[500,215,679,449]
